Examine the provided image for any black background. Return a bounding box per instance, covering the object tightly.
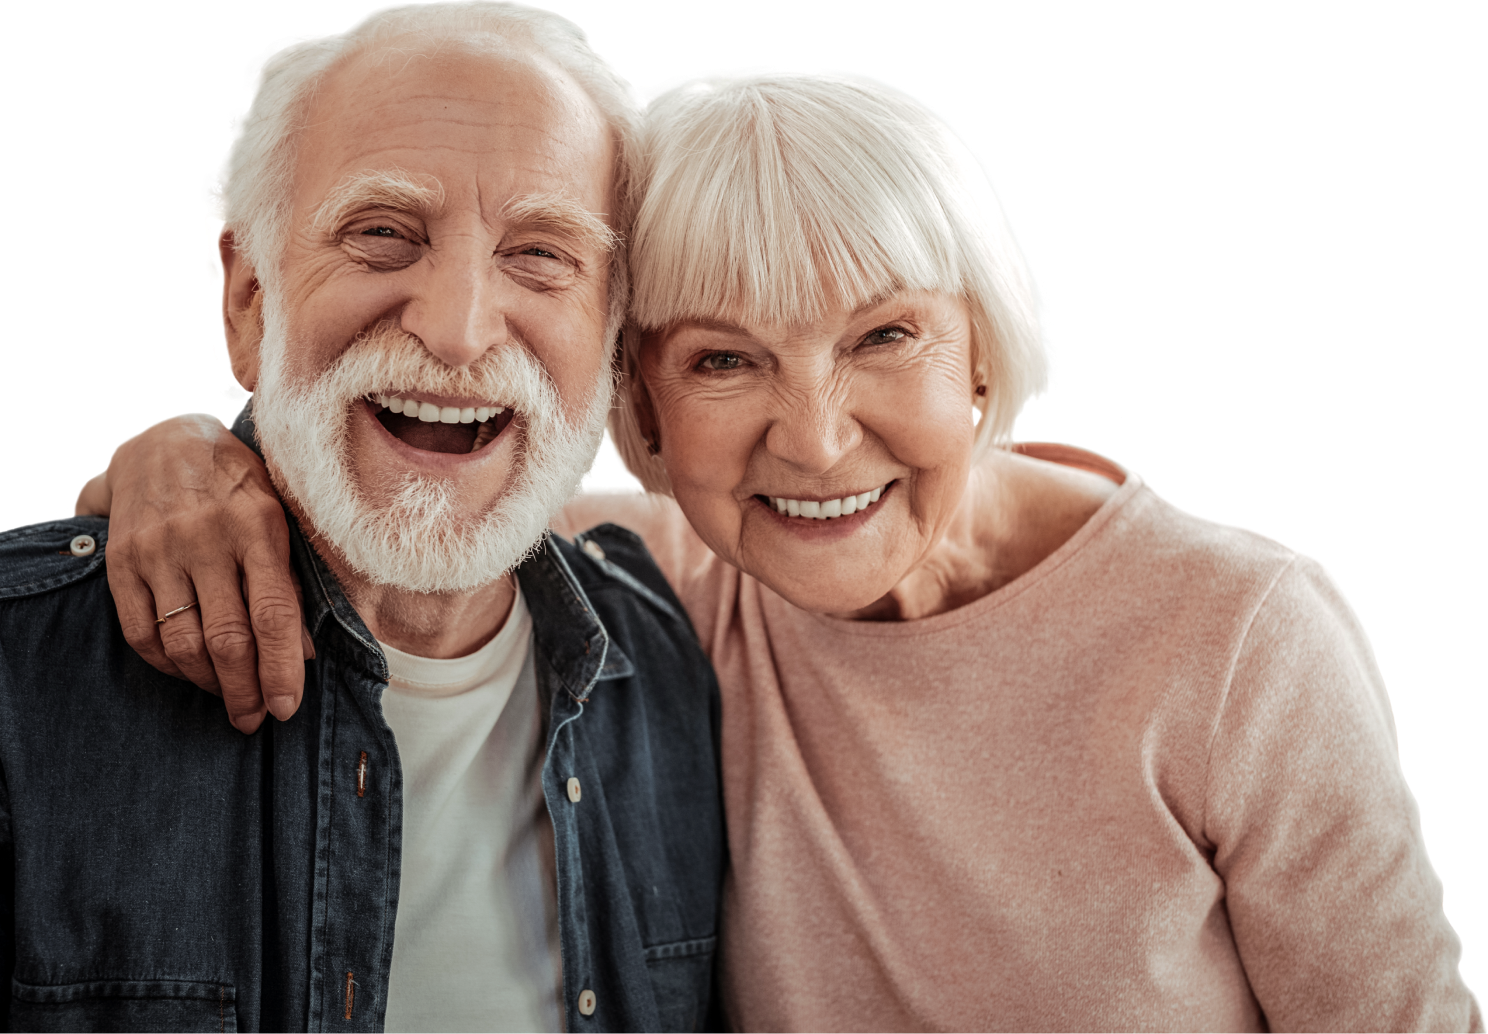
[14,6,1476,993]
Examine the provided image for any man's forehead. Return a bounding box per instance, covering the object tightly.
[293,37,615,214]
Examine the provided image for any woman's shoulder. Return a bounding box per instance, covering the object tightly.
[552,492,724,601]
[553,491,683,541]
[1011,443,1303,583]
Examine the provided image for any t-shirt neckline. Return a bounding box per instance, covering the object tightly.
[379,587,531,697]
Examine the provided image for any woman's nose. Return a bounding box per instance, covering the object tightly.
[764,391,864,476]
[399,239,508,368]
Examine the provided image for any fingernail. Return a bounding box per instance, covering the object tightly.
[268,694,298,721]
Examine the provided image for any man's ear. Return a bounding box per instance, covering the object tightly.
[220,229,265,391]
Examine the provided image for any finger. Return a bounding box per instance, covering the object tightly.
[230,702,269,736]
[240,547,307,722]
[106,560,192,685]
[154,579,225,696]
[192,560,283,731]
[75,472,112,517]
[293,569,316,662]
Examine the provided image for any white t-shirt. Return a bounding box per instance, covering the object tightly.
[378,587,562,1033]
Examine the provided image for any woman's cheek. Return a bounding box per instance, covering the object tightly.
[664,394,732,486]
[870,373,976,470]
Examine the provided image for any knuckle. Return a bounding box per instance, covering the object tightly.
[118,618,160,649]
[249,598,300,639]
[203,624,256,666]
[159,625,207,662]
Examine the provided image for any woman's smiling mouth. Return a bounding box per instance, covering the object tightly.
[757,481,893,520]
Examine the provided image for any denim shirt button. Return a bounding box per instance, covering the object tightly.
[578,989,597,1016]
[581,539,606,562]
[69,534,96,557]
[566,777,582,803]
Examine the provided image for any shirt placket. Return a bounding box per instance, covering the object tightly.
[308,642,403,1033]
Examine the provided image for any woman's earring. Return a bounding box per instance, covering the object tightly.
[975,384,987,397]
[646,435,661,456]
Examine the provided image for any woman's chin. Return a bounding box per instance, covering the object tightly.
[741,559,899,618]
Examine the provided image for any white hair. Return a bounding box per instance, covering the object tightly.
[612,75,1048,494]
[222,1,637,324]
[251,292,612,593]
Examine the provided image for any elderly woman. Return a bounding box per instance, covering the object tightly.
[83,75,1477,1030]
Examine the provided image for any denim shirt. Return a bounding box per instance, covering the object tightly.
[0,424,726,1032]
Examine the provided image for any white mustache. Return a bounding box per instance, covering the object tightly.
[304,322,568,430]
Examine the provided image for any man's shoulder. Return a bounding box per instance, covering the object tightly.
[527,527,716,703]
[0,516,111,603]
[545,524,692,631]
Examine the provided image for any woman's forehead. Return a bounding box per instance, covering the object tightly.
[647,290,969,345]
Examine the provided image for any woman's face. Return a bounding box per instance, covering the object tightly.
[638,290,979,615]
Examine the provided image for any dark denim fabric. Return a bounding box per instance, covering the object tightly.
[0,427,726,1032]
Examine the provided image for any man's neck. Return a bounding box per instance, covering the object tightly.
[307,525,518,660]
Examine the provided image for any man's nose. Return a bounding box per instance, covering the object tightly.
[764,387,864,477]
[399,238,506,367]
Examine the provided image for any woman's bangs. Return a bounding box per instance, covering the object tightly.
[629,92,963,330]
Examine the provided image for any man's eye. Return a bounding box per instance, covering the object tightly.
[700,353,742,371]
[523,245,558,259]
[360,226,401,238]
[862,326,908,346]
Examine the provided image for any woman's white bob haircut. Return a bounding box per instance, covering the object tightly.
[222,1,637,300]
[612,75,1048,494]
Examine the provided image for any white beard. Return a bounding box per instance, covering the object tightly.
[250,292,612,594]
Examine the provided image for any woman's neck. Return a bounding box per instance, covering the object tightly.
[844,449,1118,622]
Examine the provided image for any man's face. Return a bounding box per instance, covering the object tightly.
[241,39,618,592]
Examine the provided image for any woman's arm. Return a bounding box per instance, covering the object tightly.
[1210,558,1481,1029]
[78,414,311,733]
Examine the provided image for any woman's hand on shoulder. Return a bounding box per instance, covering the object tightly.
[78,414,311,733]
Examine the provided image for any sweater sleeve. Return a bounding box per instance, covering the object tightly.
[1205,558,1481,1031]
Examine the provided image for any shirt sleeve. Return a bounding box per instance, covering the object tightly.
[1205,557,1481,1031]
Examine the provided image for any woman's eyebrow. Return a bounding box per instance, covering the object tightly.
[310,169,446,235]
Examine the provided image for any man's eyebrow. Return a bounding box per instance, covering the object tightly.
[501,191,621,254]
[310,170,445,235]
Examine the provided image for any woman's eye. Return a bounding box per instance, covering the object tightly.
[523,245,559,259]
[699,352,742,371]
[360,226,402,238]
[862,326,908,346]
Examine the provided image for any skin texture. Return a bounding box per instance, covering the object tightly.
[82,285,1115,721]
[634,290,1116,620]
[84,38,617,732]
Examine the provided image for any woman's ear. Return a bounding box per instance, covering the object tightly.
[630,329,663,452]
[220,230,265,391]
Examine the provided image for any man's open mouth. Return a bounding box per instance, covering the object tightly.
[369,394,516,454]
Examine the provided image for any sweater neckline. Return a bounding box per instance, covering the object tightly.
[793,444,1145,639]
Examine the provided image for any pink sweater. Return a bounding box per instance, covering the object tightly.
[555,446,1479,1031]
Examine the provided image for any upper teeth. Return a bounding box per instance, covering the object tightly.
[771,485,885,519]
[376,395,505,425]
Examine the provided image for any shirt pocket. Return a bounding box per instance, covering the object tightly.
[10,978,237,1032]
[644,936,717,1032]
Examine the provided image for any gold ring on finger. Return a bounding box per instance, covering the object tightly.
[156,601,200,625]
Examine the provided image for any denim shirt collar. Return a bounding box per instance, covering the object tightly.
[230,402,633,697]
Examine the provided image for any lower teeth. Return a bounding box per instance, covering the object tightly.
[470,419,498,453]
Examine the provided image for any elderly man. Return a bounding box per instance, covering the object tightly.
[0,4,723,1032]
